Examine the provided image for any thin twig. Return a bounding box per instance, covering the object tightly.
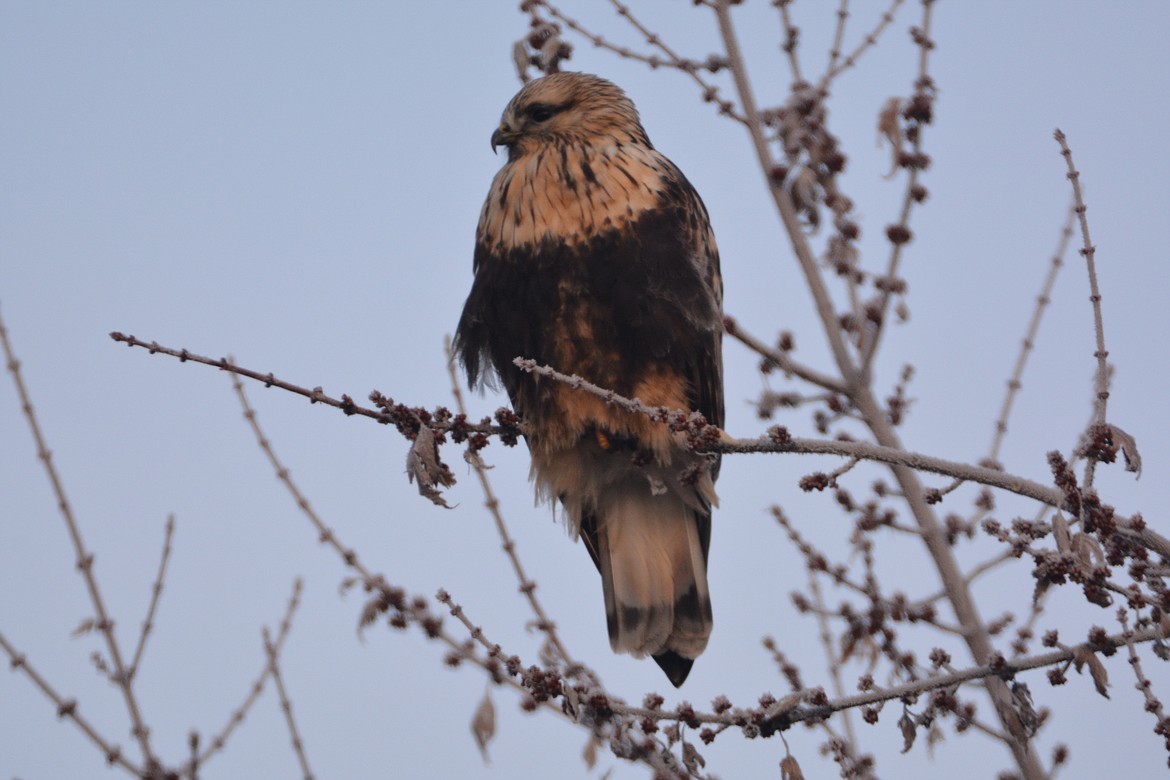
[854,392,1046,777]
[724,315,849,394]
[712,0,861,387]
[442,336,586,680]
[188,731,201,780]
[1053,129,1110,430]
[224,365,606,743]
[1053,128,1115,505]
[186,578,304,771]
[0,627,143,776]
[110,331,394,426]
[989,206,1076,463]
[808,570,860,749]
[818,0,904,88]
[774,507,961,634]
[2,309,157,765]
[775,0,804,84]
[858,0,935,376]
[1117,609,1168,762]
[129,514,176,681]
[825,0,851,77]
[541,0,745,123]
[263,627,315,780]
[434,590,682,776]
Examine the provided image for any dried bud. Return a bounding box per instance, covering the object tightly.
[886,224,913,245]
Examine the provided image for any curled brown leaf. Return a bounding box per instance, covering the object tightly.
[1072,647,1110,698]
[406,425,456,508]
[877,97,903,178]
[898,711,917,753]
[471,688,496,764]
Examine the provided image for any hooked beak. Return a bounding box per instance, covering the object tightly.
[490,124,518,154]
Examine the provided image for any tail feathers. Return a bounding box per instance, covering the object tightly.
[595,485,713,687]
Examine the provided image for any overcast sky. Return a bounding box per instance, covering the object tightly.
[2,2,1168,778]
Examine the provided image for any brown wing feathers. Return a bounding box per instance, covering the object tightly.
[455,72,723,687]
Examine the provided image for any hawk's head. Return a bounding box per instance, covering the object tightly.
[490,72,651,159]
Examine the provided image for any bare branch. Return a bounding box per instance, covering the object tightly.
[263,627,315,780]
[540,0,745,123]
[514,355,1061,507]
[724,315,849,395]
[186,578,304,771]
[1053,129,1111,431]
[3,308,157,765]
[109,334,1170,564]
[774,0,804,84]
[760,625,1168,734]
[713,0,861,385]
[858,0,936,375]
[0,627,142,776]
[129,514,176,681]
[819,0,905,88]
[110,332,388,425]
[989,205,1076,463]
[1117,609,1168,764]
[443,336,587,680]
[825,0,851,77]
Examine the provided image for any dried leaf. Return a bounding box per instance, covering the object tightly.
[463,448,491,469]
[406,425,456,508]
[838,630,856,664]
[511,40,530,83]
[1051,512,1071,553]
[71,618,96,638]
[1070,533,1105,569]
[877,97,903,178]
[683,742,706,773]
[1032,577,1051,607]
[583,736,598,770]
[1109,424,1142,477]
[356,597,383,636]
[925,723,945,758]
[898,712,917,753]
[471,689,496,764]
[538,637,558,667]
[88,651,110,676]
[780,754,805,780]
[1073,647,1111,698]
[788,167,821,230]
[537,33,568,73]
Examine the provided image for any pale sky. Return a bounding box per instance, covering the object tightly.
[2,2,1168,778]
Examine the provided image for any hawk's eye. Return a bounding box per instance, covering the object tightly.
[526,104,556,122]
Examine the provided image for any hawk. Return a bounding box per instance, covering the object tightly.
[455,72,723,687]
